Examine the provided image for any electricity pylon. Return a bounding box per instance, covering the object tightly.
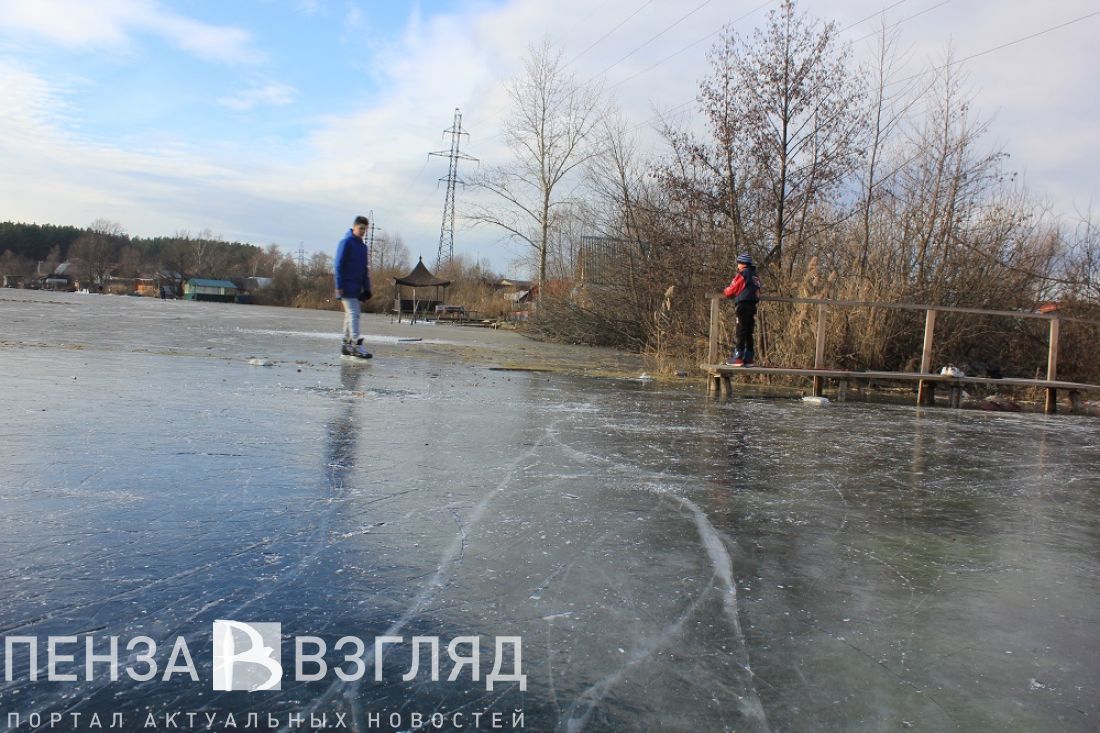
[428,108,477,270]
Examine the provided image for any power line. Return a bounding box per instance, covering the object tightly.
[603,0,906,95]
[566,0,657,67]
[890,9,1100,87]
[607,0,774,92]
[462,0,654,137]
[837,0,911,33]
[848,0,952,45]
[603,0,935,98]
[562,0,620,41]
[627,3,1092,137]
[586,0,720,85]
[467,1,772,144]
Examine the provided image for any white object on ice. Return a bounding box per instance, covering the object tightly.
[802,395,830,405]
[634,372,654,382]
[248,358,274,367]
[940,365,964,377]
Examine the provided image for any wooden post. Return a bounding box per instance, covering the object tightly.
[837,380,849,402]
[1043,316,1058,414]
[1070,390,1083,415]
[949,385,962,409]
[708,296,721,366]
[721,375,732,399]
[813,304,827,397]
[1047,317,1060,381]
[917,309,937,407]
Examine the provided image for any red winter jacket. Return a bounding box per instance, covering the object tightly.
[723,266,763,302]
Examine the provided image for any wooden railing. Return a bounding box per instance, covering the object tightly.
[705,295,1100,413]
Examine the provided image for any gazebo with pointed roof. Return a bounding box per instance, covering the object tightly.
[392,257,451,323]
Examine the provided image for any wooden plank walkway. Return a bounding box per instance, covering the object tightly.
[703,295,1100,414]
[703,364,1099,413]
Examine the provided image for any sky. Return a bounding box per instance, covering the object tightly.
[0,0,1097,276]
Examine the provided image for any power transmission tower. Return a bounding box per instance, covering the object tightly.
[296,242,306,270]
[428,108,477,270]
[366,210,380,269]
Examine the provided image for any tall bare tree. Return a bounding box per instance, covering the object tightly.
[694,1,866,277]
[69,219,128,285]
[469,39,607,298]
[370,232,411,280]
[855,18,921,279]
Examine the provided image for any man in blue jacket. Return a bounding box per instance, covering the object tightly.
[334,215,373,359]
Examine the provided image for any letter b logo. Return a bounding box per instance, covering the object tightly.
[212,620,282,691]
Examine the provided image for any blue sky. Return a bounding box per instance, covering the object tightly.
[1,0,1098,276]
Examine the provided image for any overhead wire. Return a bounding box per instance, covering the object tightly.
[610,0,926,131]
[849,0,952,44]
[462,0,659,137]
[624,1,1098,136]
[606,0,774,92]
[565,0,657,67]
[585,0,720,85]
[463,1,1099,171]
[837,0,911,33]
[889,9,1100,87]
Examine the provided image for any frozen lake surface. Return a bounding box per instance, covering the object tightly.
[1,291,1098,732]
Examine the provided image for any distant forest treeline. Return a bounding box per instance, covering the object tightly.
[0,220,266,279]
[0,220,510,316]
[0,219,346,310]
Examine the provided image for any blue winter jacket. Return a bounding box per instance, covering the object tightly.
[334,229,371,298]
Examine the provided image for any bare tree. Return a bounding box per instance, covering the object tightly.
[115,245,147,278]
[370,232,411,280]
[69,219,128,285]
[157,229,234,278]
[705,1,866,276]
[468,39,607,297]
[42,245,61,276]
[248,244,282,278]
[0,249,33,280]
[1063,210,1100,302]
[190,228,231,276]
[856,17,922,278]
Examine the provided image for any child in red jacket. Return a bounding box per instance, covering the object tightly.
[723,253,763,366]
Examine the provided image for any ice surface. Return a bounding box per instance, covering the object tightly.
[0,291,1098,732]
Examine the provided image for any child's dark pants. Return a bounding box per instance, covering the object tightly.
[735,301,757,357]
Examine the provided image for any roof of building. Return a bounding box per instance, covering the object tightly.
[395,257,451,287]
[187,278,239,289]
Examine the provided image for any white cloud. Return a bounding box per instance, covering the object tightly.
[1,0,1098,274]
[218,81,297,111]
[0,0,262,63]
[345,1,365,29]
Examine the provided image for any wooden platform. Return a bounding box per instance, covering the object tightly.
[702,364,1100,414]
[703,294,1100,415]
